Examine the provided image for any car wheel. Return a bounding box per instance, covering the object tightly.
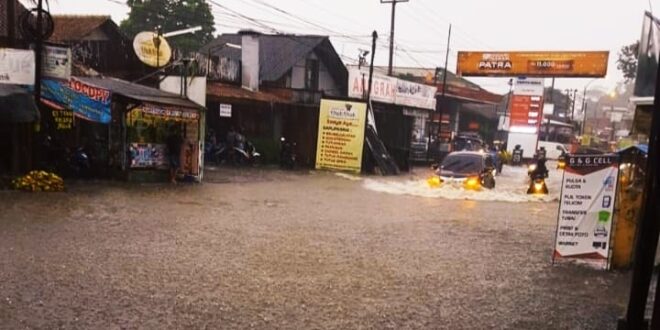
[482,175,496,189]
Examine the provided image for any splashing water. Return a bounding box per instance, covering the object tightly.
[363,165,562,203]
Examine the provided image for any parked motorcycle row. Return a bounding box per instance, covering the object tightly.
[204,132,297,170]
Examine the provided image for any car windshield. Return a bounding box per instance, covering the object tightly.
[441,154,483,173]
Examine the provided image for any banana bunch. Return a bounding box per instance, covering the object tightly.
[12,171,65,192]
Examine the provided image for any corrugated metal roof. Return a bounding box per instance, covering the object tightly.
[76,77,201,109]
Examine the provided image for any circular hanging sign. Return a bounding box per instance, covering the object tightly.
[133,31,172,68]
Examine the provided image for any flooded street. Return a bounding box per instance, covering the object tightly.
[0,167,630,329]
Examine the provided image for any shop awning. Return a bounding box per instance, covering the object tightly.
[0,84,40,123]
[76,77,201,110]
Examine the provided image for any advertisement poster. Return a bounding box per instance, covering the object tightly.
[52,109,74,130]
[457,51,609,78]
[315,99,367,173]
[554,154,620,269]
[41,78,112,123]
[43,44,72,80]
[129,143,168,169]
[0,48,35,85]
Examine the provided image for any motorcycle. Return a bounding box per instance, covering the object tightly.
[280,137,297,169]
[557,152,567,170]
[68,146,91,177]
[234,141,261,165]
[41,136,91,178]
[527,160,549,195]
[206,138,260,166]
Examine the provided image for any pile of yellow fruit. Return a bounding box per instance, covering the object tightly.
[11,171,65,192]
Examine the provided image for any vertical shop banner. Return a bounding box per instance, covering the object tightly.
[41,78,112,123]
[554,154,620,269]
[315,99,367,173]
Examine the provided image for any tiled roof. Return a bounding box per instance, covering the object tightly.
[49,15,111,41]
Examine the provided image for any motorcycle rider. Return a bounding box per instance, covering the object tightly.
[531,154,549,179]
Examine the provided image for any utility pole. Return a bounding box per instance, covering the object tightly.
[381,0,409,76]
[549,78,555,106]
[7,0,15,46]
[367,31,378,103]
[571,89,577,120]
[34,0,44,104]
[427,24,451,162]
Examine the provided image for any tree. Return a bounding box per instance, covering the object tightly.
[120,0,215,55]
[617,40,640,82]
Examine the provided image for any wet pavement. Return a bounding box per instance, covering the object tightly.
[0,167,630,329]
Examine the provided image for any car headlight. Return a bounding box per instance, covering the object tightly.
[465,177,480,189]
[534,182,544,192]
[427,176,442,188]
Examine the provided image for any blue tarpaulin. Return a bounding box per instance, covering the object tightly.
[618,144,649,155]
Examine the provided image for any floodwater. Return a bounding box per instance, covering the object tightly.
[362,164,563,203]
[0,167,629,329]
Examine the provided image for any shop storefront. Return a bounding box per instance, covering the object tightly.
[125,103,202,181]
[347,67,437,169]
[40,76,204,182]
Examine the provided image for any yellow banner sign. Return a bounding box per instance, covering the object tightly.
[457,51,609,77]
[315,99,367,173]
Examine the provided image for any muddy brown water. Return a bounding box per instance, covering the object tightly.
[0,168,630,329]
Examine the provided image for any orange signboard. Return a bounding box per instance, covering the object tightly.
[457,51,609,77]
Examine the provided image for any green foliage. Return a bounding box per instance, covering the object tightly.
[120,0,215,54]
[617,40,639,83]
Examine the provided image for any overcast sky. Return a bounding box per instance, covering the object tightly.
[26,0,659,95]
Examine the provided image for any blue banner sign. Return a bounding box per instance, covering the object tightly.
[41,78,112,123]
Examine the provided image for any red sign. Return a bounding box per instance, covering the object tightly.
[510,95,543,129]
